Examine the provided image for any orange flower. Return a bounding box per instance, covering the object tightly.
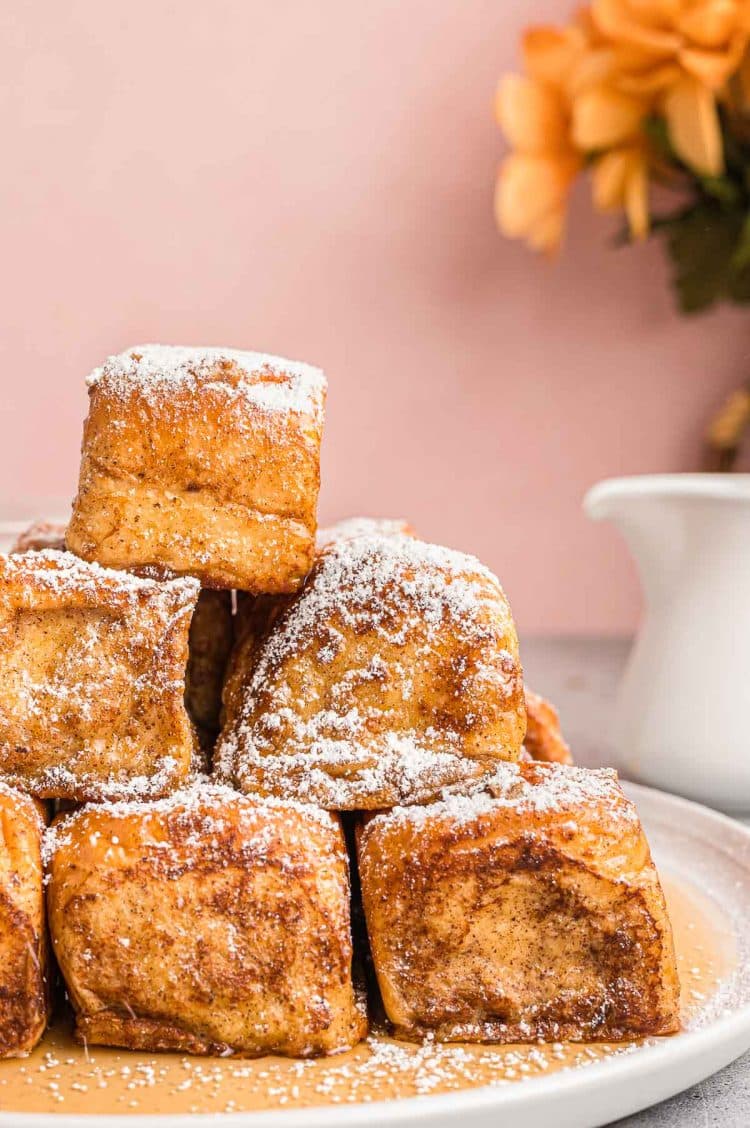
[663,73,725,171]
[589,0,750,172]
[495,32,585,252]
[522,24,590,88]
[495,152,581,252]
[592,143,651,236]
[571,83,649,148]
[495,3,750,251]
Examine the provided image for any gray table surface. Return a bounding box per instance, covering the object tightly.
[522,636,750,1128]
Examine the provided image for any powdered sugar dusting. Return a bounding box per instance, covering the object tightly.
[32,757,186,810]
[42,778,335,872]
[295,533,503,638]
[0,551,199,801]
[316,516,412,549]
[218,533,524,806]
[0,780,45,828]
[87,345,326,417]
[364,761,638,835]
[2,549,200,605]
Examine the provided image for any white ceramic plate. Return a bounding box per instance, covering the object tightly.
[3,783,750,1128]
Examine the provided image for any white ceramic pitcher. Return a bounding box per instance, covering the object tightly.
[584,473,750,813]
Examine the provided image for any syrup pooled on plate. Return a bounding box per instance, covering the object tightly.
[0,876,734,1116]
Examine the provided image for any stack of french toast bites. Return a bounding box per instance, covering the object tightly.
[0,345,680,1062]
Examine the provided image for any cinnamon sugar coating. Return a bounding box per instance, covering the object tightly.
[11,523,233,755]
[66,345,326,592]
[216,533,526,809]
[358,760,680,1043]
[220,518,416,736]
[523,688,573,765]
[220,593,291,734]
[0,551,199,801]
[0,785,50,1057]
[45,785,367,1057]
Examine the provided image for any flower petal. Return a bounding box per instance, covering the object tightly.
[528,209,566,253]
[624,153,650,237]
[592,147,650,236]
[495,154,577,240]
[572,84,647,148]
[680,31,748,88]
[495,75,569,153]
[627,0,683,28]
[591,0,681,54]
[663,75,724,173]
[677,1,738,50]
[592,149,632,209]
[522,26,586,87]
[615,59,683,93]
[567,47,619,94]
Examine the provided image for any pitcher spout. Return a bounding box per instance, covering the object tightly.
[584,473,750,608]
[584,479,640,524]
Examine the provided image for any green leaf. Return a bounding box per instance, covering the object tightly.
[727,213,750,303]
[642,115,674,163]
[635,105,750,309]
[660,203,745,313]
[698,175,742,206]
[716,105,750,180]
[730,210,750,273]
[727,265,750,303]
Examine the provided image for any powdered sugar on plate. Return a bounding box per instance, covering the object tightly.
[0,1024,641,1115]
[0,785,742,1122]
[87,345,326,417]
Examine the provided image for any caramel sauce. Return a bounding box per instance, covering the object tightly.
[0,877,734,1116]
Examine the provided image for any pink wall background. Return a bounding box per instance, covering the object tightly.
[1,1,748,633]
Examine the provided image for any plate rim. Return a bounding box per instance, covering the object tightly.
[3,781,750,1127]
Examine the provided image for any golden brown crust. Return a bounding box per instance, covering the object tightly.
[220,520,414,737]
[10,522,67,554]
[185,589,234,746]
[0,786,50,1057]
[358,761,680,1043]
[219,593,292,737]
[46,786,367,1057]
[66,346,326,592]
[523,688,573,765]
[0,551,199,801]
[11,526,232,758]
[217,534,526,809]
